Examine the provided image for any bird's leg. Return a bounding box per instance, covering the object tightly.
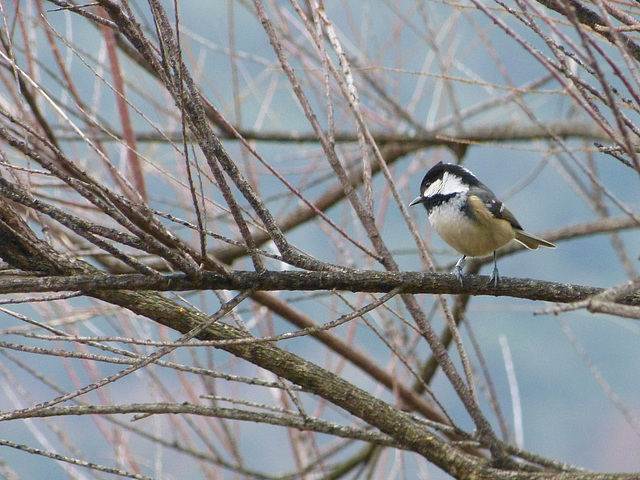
[488,251,500,287]
[454,255,466,285]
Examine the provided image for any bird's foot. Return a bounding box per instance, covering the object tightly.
[454,265,464,285]
[488,265,500,287]
[453,256,466,286]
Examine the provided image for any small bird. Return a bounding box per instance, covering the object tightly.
[409,162,555,286]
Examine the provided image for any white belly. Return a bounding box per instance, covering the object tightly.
[428,202,515,257]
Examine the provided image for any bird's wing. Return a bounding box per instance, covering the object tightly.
[469,187,524,230]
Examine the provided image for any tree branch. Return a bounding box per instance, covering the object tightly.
[0,270,636,307]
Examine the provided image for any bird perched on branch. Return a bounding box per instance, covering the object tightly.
[409,162,555,286]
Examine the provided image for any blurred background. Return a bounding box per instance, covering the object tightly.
[0,1,639,479]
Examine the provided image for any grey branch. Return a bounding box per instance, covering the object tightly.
[0,270,636,306]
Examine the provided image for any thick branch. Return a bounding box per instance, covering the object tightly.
[0,270,636,307]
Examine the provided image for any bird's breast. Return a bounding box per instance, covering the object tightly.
[428,200,515,257]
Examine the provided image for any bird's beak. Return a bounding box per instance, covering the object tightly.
[409,196,423,207]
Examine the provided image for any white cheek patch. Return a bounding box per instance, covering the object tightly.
[423,179,442,197]
[423,172,469,197]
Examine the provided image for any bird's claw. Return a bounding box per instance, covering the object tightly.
[488,265,500,287]
[453,255,466,286]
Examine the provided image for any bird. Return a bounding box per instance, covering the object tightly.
[409,162,555,286]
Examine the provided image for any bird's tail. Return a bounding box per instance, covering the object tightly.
[514,230,556,250]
